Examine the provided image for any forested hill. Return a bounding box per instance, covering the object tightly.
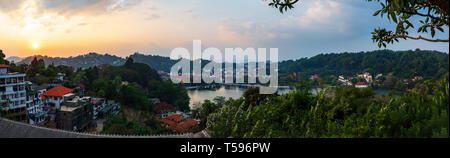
[17,53,126,68]
[128,53,179,72]
[16,52,177,72]
[279,49,449,80]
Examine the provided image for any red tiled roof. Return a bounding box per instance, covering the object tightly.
[356,82,367,86]
[174,120,198,132]
[42,86,73,97]
[159,118,176,127]
[172,116,186,123]
[0,64,10,68]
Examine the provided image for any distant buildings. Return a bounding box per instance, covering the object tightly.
[358,72,373,84]
[310,74,319,80]
[355,82,369,88]
[55,73,64,82]
[338,75,353,86]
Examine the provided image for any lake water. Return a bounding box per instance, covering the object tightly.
[188,86,391,109]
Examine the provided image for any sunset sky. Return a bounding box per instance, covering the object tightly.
[0,0,448,60]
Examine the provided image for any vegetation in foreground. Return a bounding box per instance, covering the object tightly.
[206,73,449,138]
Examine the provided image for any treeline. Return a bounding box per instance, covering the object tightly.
[279,49,449,84]
[206,73,449,138]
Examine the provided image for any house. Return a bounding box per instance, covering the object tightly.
[0,64,27,121]
[42,86,73,122]
[153,102,176,118]
[56,96,93,131]
[355,82,369,88]
[310,74,319,80]
[358,73,373,83]
[55,73,64,82]
[158,114,199,133]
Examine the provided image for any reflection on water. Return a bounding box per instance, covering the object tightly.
[188,86,391,109]
[188,86,292,109]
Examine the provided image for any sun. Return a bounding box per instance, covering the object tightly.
[32,43,40,50]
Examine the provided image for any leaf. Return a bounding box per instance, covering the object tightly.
[373,10,382,16]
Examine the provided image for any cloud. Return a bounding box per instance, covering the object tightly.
[217,18,293,46]
[280,0,349,33]
[0,0,22,12]
[0,0,143,33]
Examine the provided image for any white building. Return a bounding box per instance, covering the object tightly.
[25,82,46,125]
[42,85,74,122]
[56,73,64,81]
[0,64,27,121]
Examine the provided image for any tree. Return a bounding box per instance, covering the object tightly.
[0,50,10,65]
[268,0,449,47]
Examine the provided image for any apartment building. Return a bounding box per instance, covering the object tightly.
[0,64,27,121]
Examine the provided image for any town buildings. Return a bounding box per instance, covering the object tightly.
[0,64,27,121]
[42,85,73,122]
[358,72,373,84]
[159,113,198,133]
[26,82,46,125]
[56,94,94,131]
[355,82,369,88]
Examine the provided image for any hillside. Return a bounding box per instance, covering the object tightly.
[279,49,449,80]
[16,52,177,72]
[18,53,125,69]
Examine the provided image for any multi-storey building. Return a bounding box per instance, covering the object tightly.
[42,85,73,122]
[0,64,27,121]
[26,82,47,125]
[56,94,93,131]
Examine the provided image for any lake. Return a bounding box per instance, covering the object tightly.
[188,86,391,109]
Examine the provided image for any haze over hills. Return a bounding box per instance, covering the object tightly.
[11,52,178,72]
[6,49,449,80]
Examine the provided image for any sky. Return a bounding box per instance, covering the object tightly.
[0,0,448,61]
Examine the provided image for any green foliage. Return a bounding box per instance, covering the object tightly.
[149,80,190,112]
[369,0,449,47]
[207,73,449,138]
[102,114,174,135]
[119,83,153,112]
[279,49,449,85]
[0,50,10,65]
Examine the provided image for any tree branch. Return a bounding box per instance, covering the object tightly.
[274,0,300,7]
[394,35,449,42]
